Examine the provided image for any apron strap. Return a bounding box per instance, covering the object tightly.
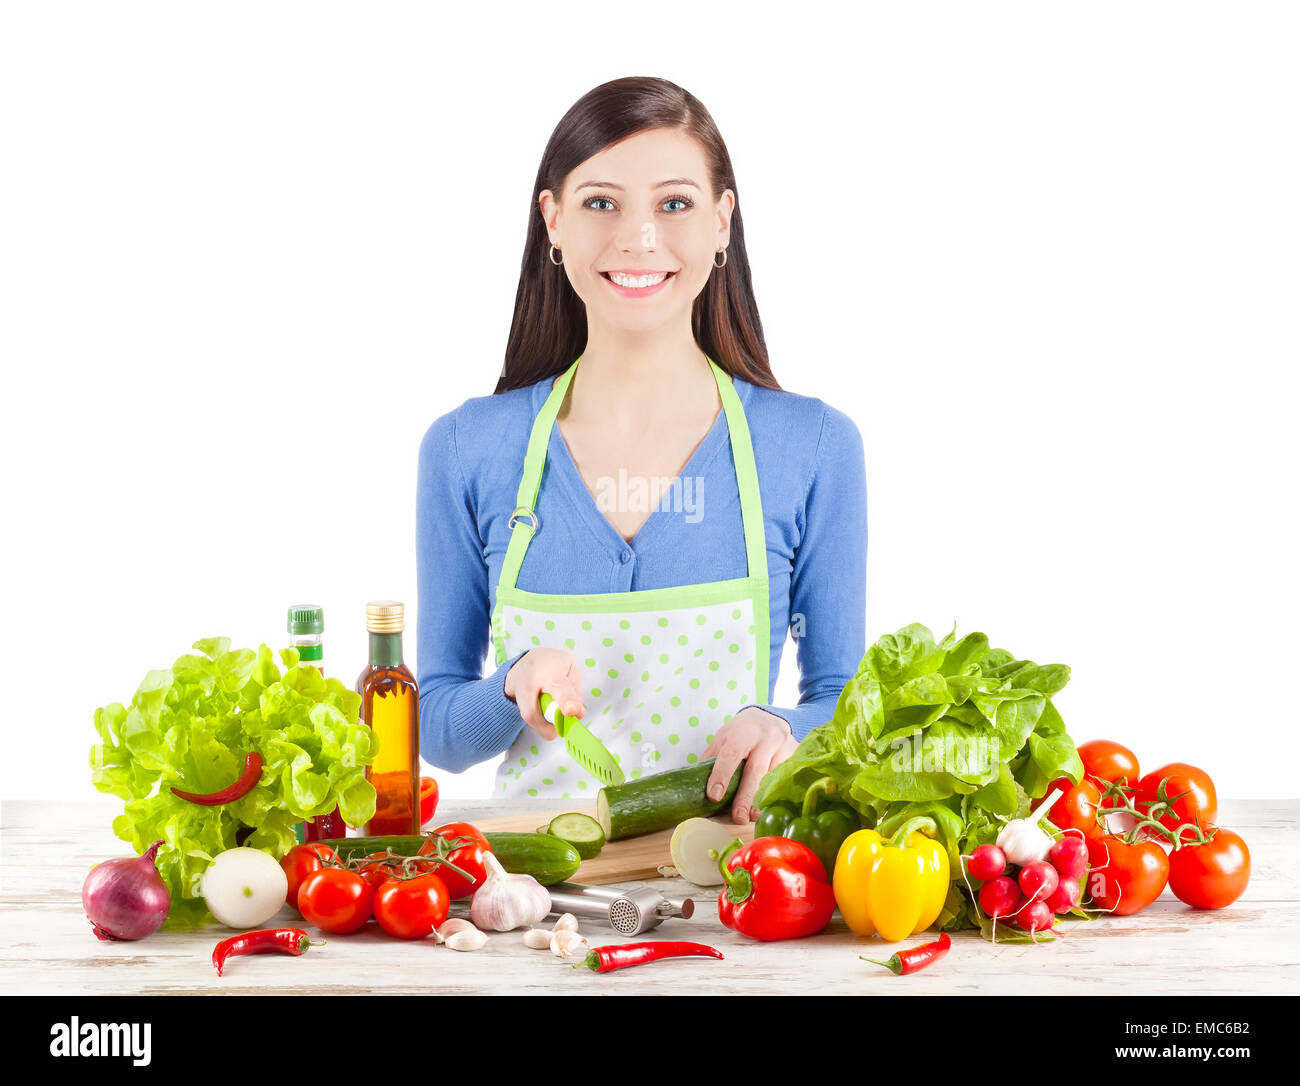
[498,356,769,594]
[498,357,580,594]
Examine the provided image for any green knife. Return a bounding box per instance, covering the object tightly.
[539,692,625,786]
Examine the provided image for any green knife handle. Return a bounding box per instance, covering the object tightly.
[538,692,573,737]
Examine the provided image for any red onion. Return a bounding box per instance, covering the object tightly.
[82,839,171,941]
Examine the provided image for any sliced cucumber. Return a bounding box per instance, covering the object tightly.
[535,824,552,835]
[546,812,606,860]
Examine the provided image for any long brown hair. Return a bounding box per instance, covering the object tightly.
[495,76,779,394]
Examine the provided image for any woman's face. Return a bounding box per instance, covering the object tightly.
[539,127,734,336]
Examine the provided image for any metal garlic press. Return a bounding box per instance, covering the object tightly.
[547,882,695,936]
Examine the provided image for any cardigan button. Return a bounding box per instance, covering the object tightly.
[619,549,633,564]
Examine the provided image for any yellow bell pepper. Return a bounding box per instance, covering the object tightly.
[832,816,950,942]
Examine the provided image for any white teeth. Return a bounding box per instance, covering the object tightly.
[608,272,668,289]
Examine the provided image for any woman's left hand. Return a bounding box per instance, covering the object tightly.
[703,708,799,825]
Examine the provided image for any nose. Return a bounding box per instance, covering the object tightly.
[615,213,655,254]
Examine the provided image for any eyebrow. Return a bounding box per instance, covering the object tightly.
[574,177,701,192]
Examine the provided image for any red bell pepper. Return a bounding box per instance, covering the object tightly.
[418,776,439,827]
[418,822,493,900]
[715,835,836,941]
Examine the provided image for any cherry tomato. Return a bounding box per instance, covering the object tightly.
[373,872,451,938]
[1135,763,1217,832]
[297,867,375,934]
[1168,827,1250,910]
[280,843,337,910]
[1043,778,1104,838]
[1085,834,1169,916]
[420,822,493,899]
[419,777,439,827]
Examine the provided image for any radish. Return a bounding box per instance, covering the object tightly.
[978,876,1021,920]
[1049,834,1089,880]
[1016,899,1054,933]
[965,844,1007,882]
[1047,876,1082,914]
[1018,860,1059,904]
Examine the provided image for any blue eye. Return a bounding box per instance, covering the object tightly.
[584,196,616,211]
[663,195,693,212]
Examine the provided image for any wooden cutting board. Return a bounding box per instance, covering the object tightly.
[474,806,755,885]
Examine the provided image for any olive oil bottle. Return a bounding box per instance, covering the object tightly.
[358,601,419,836]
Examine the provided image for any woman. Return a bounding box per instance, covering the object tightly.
[416,76,865,824]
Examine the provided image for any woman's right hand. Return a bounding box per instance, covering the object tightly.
[504,648,585,741]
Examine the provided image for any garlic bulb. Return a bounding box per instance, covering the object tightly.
[996,789,1063,865]
[470,852,550,931]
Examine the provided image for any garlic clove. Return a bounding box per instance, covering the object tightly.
[550,929,590,958]
[551,912,579,933]
[435,917,477,944]
[445,928,488,952]
[522,928,553,950]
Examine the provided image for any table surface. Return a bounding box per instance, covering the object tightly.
[3,798,1298,996]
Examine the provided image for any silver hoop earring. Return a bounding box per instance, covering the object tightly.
[714,248,728,269]
[549,244,563,266]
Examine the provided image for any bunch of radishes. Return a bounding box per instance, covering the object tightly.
[966,835,1089,936]
[963,791,1090,938]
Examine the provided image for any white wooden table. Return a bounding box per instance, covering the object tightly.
[3,798,1297,996]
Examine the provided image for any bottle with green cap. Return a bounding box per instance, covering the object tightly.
[287,604,325,673]
[287,604,344,842]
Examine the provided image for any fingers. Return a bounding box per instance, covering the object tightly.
[706,733,748,810]
[509,649,584,742]
[730,734,783,824]
[518,692,556,741]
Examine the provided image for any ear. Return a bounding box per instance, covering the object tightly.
[715,189,736,251]
[539,189,562,245]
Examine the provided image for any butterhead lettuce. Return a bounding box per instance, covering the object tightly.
[755,623,1083,930]
[90,637,376,927]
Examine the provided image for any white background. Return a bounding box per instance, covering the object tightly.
[2,1,1296,803]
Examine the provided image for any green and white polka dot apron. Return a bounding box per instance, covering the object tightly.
[490,356,770,798]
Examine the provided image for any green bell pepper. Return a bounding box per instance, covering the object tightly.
[754,776,861,878]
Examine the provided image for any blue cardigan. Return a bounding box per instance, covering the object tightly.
[415,373,866,774]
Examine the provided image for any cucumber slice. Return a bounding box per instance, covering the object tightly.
[546,812,606,860]
[535,824,552,835]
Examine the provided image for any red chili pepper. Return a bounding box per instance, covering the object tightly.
[580,941,724,973]
[212,927,316,976]
[715,836,837,941]
[172,752,264,806]
[862,931,951,975]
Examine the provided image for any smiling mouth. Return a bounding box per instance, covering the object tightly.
[601,270,675,289]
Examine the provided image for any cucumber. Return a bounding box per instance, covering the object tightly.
[482,832,581,884]
[315,831,582,885]
[546,812,606,860]
[596,758,745,841]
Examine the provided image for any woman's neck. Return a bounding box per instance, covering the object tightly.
[567,321,716,425]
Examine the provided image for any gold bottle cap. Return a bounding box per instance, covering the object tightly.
[365,600,405,633]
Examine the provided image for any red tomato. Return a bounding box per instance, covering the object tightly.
[1043,778,1104,839]
[297,868,375,934]
[1168,827,1250,910]
[373,872,451,938]
[419,777,439,827]
[281,843,337,910]
[1135,763,1217,832]
[1077,740,1140,808]
[1085,834,1169,916]
[420,822,493,899]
